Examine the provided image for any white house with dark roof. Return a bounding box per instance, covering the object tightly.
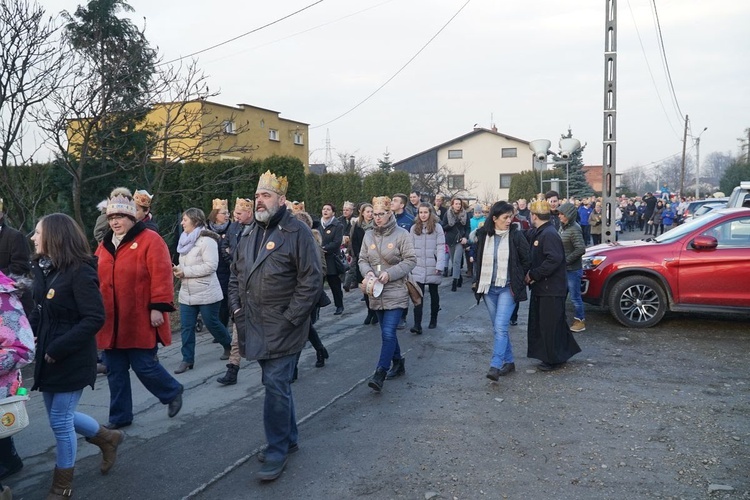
[393,127,534,202]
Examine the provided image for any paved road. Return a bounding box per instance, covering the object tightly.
[10,227,749,499]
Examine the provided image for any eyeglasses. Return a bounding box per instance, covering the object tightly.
[107,215,126,221]
[373,212,388,218]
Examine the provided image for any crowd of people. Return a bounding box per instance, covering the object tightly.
[3,179,700,494]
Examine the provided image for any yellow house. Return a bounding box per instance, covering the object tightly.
[146,100,309,167]
[67,100,309,169]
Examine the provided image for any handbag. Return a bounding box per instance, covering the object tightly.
[405,275,423,306]
[334,251,349,275]
[0,395,30,438]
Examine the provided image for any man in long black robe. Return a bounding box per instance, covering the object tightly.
[525,199,581,371]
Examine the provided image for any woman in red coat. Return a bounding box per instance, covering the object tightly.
[95,188,183,429]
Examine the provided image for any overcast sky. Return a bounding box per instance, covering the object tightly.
[48,0,750,172]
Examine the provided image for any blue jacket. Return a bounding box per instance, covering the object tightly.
[577,205,593,226]
[395,210,414,231]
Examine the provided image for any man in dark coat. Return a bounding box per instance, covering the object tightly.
[228,171,322,482]
[643,192,658,235]
[525,198,581,371]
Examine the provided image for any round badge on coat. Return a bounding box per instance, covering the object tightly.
[370,244,376,249]
[266,241,275,250]
[326,229,331,234]
[387,243,394,249]
[46,289,55,299]
[534,240,539,246]
[130,242,138,249]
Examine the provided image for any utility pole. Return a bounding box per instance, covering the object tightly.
[679,114,689,196]
[694,136,701,199]
[601,0,618,244]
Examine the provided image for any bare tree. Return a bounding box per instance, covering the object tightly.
[144,59,258,198]
[0,0,66,225]
[410,163,477,200]
[336,151,373,175]
[622,166,649,195]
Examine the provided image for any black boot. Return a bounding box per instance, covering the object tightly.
[367,367,387,392]
[386,358,405,379]
[364,311,375,325]
[428,316,437,329]
[217,363,239,385]
[457,276,463,287]
[0,437,23,481]
[371,312,378,325]
[315,347,329,368]
[451,279,457,292]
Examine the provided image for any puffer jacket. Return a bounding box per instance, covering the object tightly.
[410,222,446,285]
[559,221,586,271]
[358,214,417,310]
[177,229,223,306]
[228,208,323,360]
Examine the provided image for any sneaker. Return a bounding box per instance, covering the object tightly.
[257,457,287,481]
[257,443,299,463]
[570,318,586,332]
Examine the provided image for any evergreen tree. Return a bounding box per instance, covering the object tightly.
[377,150,393,173]
[719,160,750,195]
[552,128,593,199]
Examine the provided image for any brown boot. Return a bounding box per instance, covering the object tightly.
[85,426,124,474]
[47,466,74,499]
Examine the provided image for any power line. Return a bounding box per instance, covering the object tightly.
[159,0,326,67]
[201,0,395,66]
[650,0,685,122]
[311,0,472,129]
[625,0,681,140]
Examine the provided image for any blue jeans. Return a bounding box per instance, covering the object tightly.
[449,244,464,279]
[566,269,585,320]
[180,301,232,363]
[43,391,100,468]
[375,309,404,370]
[483,285,516,368]
[258,354,299,463]
[105,347,183,425]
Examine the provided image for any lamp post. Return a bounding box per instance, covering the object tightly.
[529,137,581,197]
[693,127,707,199]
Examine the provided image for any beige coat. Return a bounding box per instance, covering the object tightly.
[177,230,224,306]
[358,215,417,310]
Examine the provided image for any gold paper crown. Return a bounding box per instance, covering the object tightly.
[482,203,491,212]
[133,189,153,207]
[529,194,550,215]
[372,196,391,212]
[235,197,253,212]
[212,198,228,211]
[291,201,306,213]
[107,194,137,218]
[257,170,288,196]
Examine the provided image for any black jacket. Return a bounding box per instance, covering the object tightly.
[30,259,105,393]
[441,210,470,245]
[319,217,344,276]
[472,225,531,303]
[528,222,568,297]
[0,223,30,276]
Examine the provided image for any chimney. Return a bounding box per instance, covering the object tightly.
[349,155,355,170]
[491,124,497,132]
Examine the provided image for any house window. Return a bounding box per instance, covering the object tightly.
[260,119,265,128]
[293,131,304,145]
[222,120,236,135]
[448,149,463,159]
[501,147,517,158]
[269,129,279,141]
[447,175,464,190]
[499,174,514,189]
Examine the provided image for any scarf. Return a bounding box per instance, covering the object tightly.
[177,226,203,255]
[208,220,230,234]
[477,229,510,294]
[446,208,467,227]
[320,217,334,229]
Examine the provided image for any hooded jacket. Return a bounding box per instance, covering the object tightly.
[410,222,446,285]
[177,229,224,306]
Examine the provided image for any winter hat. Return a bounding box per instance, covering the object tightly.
[558,202,578,221]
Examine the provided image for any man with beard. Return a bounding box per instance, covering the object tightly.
[216,197,254,386]
[525,197,581,371]
[229,171,322,481]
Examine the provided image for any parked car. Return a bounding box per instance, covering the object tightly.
[727,181,750,208]
[581,208,750,328]
[682,197,728,221]
[689,201,727,220]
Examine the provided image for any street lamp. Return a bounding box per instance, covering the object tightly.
[529,137,581,196]
[693,127,708,198]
